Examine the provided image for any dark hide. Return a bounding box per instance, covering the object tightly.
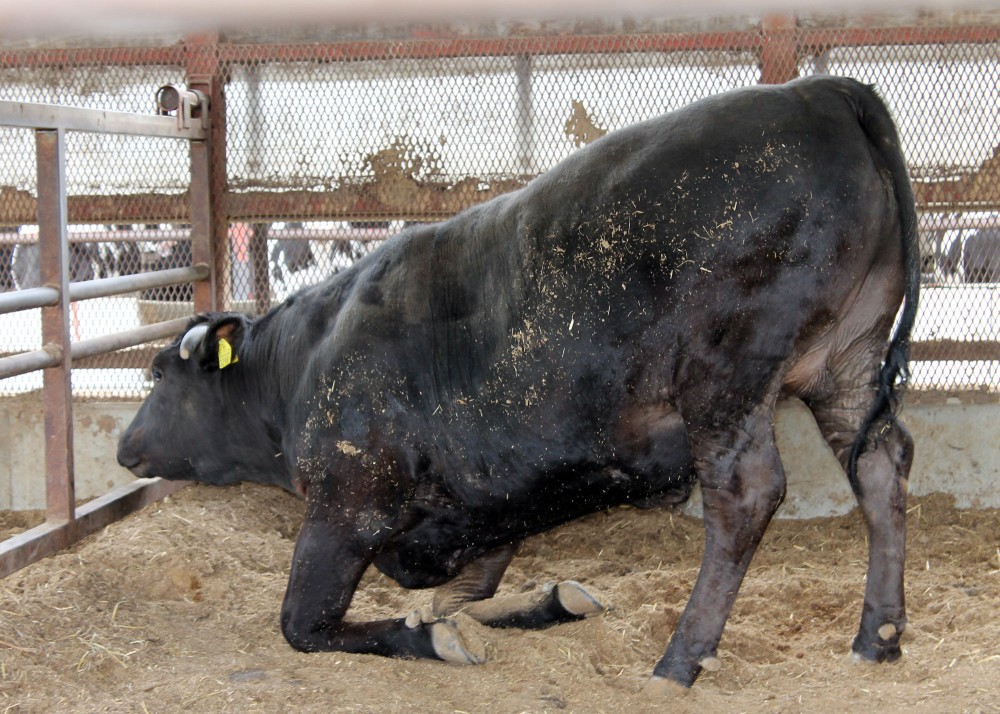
[118,76,918,688]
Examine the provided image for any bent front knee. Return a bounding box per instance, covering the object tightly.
[280,605,322,652]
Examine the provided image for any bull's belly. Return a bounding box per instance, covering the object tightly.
[373,454,695,589]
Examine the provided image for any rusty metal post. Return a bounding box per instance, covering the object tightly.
[186,32,227,312]
[250,222,270,314]
[514,53,535,176]
[190,138,216,313]
[36,128,75,524]
[759,14,800,85]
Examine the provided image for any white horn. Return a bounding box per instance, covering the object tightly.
[179,323,211,360]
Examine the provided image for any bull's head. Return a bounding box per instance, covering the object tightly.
[117,312,254,485]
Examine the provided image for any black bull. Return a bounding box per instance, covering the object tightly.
[118,76,918,690]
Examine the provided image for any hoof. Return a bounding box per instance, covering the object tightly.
[643,676,690,698]
[555,581,607,617]
[852,620,905,664]
[850,639,902,664]
[430,618,486,665]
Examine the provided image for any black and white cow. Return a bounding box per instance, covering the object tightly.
[961,228,1000,283]
[118,76,918,690]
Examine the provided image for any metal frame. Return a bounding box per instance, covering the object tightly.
[2,15,999,575]
[0,97,214,578]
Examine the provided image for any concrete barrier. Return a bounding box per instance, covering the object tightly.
[1,394,997,516]
[684,396,1000,519]
[0,396,140,511]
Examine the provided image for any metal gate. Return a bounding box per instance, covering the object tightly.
[0,94,212,575]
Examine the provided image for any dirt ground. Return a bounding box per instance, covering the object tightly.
[1,484,998,713]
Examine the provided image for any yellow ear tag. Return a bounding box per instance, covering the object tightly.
[218,338,238,369]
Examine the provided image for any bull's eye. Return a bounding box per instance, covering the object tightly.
[151,367,164,383]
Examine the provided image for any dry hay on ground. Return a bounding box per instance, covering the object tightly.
[1,484,998,713]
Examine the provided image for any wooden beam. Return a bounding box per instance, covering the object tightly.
[0,478,187,579]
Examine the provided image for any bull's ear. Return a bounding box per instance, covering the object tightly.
[179,313,249,371]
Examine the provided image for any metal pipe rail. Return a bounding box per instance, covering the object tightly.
[0,265,210,378]
[0,286,60,314]
[68,263,210,301]
[0,99,208,140]
[0,316,194,380]
[0,263,209,315]
[0,95,215,579]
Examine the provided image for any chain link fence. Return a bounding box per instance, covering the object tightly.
[1,14,998,398]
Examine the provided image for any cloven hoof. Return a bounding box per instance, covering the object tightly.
[555,580,607,617]
[430,619,487,665]
[643,676,691,698]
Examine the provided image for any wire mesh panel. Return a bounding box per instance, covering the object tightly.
[223,33,764,219]
[0,15,998,399]
[219,30,765,307]
[796,32,1000,389]
[0,42,196,398]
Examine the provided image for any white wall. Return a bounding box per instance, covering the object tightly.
[1,395,997,516]
[0,397,139,511]
[684,397,1000,519]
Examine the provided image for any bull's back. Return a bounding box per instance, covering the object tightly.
[504,78,898,393]
[315,76,904,445]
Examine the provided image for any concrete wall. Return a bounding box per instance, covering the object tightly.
[684,397,1000,519]
[0,396,139,511]
[1,395,997,516]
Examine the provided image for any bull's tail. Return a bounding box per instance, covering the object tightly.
[843,82,921,494]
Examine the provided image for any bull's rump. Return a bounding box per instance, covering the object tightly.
[380,76,899,411]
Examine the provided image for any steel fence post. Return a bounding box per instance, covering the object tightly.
[36,127,75,525]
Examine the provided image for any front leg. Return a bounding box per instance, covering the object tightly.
[431,543,606,629]
[280,495,484,664]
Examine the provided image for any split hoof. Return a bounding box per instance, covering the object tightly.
[555,580,607,617]
[698,656,721,673]
[851,619,906,664]
[878,621,906,640]
[404,607,435,629]
[643,675,690,698]
[430,618,487,665]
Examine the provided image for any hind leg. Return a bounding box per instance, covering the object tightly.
[652,404,787,687]
[808,382,913,662]
[431,543,606,629]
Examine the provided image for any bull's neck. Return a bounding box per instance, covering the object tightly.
[227,329,293,426]
[216,329,296,489]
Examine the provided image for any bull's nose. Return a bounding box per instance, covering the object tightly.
[116,444,141,470]
[116,450,149,477]
[116,428,143,470]
[117,449,140,469]
[117,424,142,469]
